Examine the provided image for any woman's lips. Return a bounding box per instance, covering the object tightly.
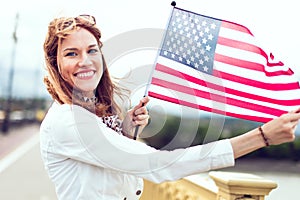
[75,70,95,79]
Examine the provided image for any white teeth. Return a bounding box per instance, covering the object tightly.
[76,71,94,78]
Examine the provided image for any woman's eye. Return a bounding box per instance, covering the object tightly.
[65,52,77,57]
[88,49,98,54]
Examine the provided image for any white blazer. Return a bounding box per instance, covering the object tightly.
[39,102,234,200]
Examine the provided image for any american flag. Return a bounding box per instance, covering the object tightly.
[147,7,300,123]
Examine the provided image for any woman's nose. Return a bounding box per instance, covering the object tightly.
[78,53,92,67]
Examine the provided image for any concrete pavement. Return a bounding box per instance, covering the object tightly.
[0,124,56,200]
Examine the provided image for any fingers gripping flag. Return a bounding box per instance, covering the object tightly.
[147,6,300,123]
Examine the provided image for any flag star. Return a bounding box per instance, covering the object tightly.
[204,55,209,62]
[202,21,207,26]
[202,38,207,44]
[197,42,201,47]
[171,53,175,58]
[199,31,204,37]
[203,66,209,72]
[210,23,216,29]
[208,34,214,40]
[195,52,200,58]
[200,49,205,55]
[187,60,191,64]
[205,27,210,33]
[199,59,204,65]
[194,63,199,68]
[206,45,211,51]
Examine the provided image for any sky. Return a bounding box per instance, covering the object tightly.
[1,0,300,119]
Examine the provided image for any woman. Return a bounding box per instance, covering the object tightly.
[40,14,300,200]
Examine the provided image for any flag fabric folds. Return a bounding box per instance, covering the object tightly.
[147,6,300,123]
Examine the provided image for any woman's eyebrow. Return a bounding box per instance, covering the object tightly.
[63,47,77,52]
[63,44,98,52]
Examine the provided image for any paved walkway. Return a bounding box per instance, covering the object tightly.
[0,124,299,200]
[0,124,56,200]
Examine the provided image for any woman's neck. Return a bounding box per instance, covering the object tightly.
[73,90,98,104]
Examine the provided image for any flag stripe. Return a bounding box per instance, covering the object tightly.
[216,38,293,76]
[151,77,287,116]
[221,20,253,35]
[149,84,277,118]
[148,91,272,122]
[156,62,300,92]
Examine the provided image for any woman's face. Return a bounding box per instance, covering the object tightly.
[58,28,103,95]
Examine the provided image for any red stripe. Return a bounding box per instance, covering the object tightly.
[154,64,300,106]
[214,69,297,91]
[221,21,253,35]
[214,54,294,76]
[218,36,268,58]
[156,63,300,92]
[151,77,287,117]
[148,91,273,123]
[217,37,293,76]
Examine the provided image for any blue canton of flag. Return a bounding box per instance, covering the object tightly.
[161,8,221,75]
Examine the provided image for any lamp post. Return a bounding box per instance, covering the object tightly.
[1,13,19,133]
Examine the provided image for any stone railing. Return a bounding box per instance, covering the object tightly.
[140,171,277,200]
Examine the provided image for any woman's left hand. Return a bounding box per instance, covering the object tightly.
[122,96,150,138]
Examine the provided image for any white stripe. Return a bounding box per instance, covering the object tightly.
[214,61,296,84]
[156,57,300,101]
[216,44,290,73]
[149,84,277,119]
[0,133,39,174]
[219,26,256,45]
[152,69,299,111]
[219,27,291,73]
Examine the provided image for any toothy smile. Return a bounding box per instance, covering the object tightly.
[75,71,95,78]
